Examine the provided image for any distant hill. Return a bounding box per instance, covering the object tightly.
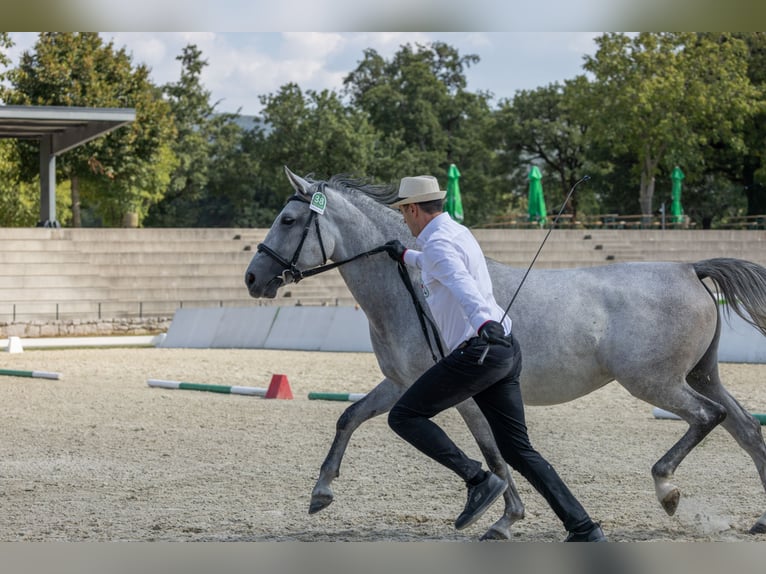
[232,114,263,131]
[221,113,271,135]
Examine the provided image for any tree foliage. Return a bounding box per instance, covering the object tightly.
[5,32,177,226]
[145,44,239,227]
[343,42,504,225]
[0,32,12,93]
[733,32,766,215]
[582,32,760,216]
[0,140,38,226]
[494,78,593,219]
[1,35,766,229]
[245,83,381,224]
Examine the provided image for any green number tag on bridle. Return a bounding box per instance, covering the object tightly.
[310,192,327,215]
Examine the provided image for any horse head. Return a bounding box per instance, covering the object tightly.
[244,166,342,298]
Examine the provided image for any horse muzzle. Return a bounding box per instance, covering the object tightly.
[244,271,284,299]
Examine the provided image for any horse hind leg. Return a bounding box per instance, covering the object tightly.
[628,379,727,516]
[309,377,403,514]
[652,392,726,515]
[687,366,766,534]
[456,400,525,541]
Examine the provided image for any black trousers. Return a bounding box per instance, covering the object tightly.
[388,334,593,532]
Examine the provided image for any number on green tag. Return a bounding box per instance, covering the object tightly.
[310,192,327,215]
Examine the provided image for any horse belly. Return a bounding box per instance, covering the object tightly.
[519,364,611,406]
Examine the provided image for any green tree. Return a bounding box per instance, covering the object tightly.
[343,42,503,225]
[0,32,12,96]
[733,32,766,215]
[245,83,381,224]
[494,78,593,220]
[582,32,760,216]
[193,119,260,227]
[0,140,38,226]
[5,32,176,227]
[145,44,240,227]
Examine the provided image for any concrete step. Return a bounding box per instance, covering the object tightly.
[103,275,250,289]
[86,251,254,265]
[105,286,268,301]
[0,286,109,301]
[70,239,251,253]
[95,263,250,278]
[0,262,96,275]
[0,239,81,251]
[59,228,252,241]
[0,274,107,288]
[0,251,89,264]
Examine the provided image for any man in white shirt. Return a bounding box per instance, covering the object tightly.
[383,174,606,542]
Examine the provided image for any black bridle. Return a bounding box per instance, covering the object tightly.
[256,187,445,363]
[256,193,333,285]
[258,187,390,284]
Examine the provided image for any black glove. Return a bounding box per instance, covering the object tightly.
[478,320,511,347]
[383,239,407,262]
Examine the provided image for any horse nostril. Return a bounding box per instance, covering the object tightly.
[245,272,255,287]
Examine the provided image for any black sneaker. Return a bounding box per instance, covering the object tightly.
[564,523,607,542]
[454,472,507,530]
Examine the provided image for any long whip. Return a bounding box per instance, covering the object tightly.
[479,174,591,364]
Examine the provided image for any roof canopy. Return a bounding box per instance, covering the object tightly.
[0,105,136,226]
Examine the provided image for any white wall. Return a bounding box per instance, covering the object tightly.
[160,304,765,363]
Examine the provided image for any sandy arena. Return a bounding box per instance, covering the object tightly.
[0,346,765,542]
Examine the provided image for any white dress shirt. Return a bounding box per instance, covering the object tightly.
[402,212,512,352]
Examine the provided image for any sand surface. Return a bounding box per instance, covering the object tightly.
[1,347,765,542]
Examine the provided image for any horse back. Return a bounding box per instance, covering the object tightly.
[487,260,717,405]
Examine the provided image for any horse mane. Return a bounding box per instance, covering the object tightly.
[306,173,400,206]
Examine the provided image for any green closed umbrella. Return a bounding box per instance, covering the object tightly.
[445,163,464,223]
[528,166,547,227]
[671,166,685,224]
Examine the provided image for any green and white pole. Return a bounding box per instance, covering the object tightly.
[653,406,766,425]
[308,392,367,402]
[0,368,61,380]
[147,379,267,397]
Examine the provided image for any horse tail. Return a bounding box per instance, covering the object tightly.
[693,258,766,337]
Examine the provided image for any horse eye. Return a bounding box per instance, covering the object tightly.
[281,216,296,226]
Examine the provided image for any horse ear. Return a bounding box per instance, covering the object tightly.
[284,166,312,198]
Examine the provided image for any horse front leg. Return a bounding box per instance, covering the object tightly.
[456,400,525,541]
[309,377,403,514]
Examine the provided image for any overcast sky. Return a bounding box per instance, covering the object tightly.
[6,32,601,116]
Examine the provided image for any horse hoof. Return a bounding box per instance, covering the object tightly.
[661,487,681,516]
[309,491,334,514]
[479,526,511,541]
[749,521,766,534]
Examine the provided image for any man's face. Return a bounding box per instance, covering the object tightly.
[399,204,419,236]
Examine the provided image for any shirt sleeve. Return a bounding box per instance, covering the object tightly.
[422,238,494,333]
[402,248,422,269]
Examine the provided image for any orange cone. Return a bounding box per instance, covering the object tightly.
[265,374,293,399]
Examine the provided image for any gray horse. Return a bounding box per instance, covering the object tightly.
[244,167,766,539]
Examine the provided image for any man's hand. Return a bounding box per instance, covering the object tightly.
[478,320,511,347]
[383,239,407,262]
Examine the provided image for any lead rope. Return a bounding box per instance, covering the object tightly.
[395,259,445,364]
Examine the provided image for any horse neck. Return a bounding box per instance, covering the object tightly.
[330,196,412,320]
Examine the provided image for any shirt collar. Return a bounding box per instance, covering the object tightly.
[416,212,452,248]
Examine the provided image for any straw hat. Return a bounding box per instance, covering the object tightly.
[391,175,447,207]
